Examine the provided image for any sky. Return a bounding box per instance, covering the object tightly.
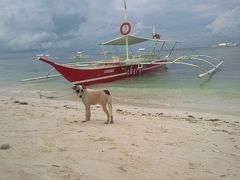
[0,0,239,56]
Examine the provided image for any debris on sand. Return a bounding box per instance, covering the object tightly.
[1,144,11,150]
[13,100,28,105]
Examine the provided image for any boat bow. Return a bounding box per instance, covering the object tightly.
[38,57,59,67]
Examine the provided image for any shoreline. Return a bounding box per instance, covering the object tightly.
[0,95,240,179]
[1,86,238,122]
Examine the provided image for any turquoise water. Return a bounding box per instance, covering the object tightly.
[0,47,240,118]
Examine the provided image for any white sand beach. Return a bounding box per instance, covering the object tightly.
[0,95,240,180]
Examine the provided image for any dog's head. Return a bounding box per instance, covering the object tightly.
[72,85,86,98]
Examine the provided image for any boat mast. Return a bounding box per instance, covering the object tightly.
[151,26,158,56]
[124,0,127,20]
[124,0,129,60]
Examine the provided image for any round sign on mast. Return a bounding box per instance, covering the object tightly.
[120,22,131,35]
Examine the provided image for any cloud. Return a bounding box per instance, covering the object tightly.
[206,7,240,37]
[0,0,88,53]
[0,0,239,55]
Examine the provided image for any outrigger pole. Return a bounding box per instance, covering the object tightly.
[168,42,177,57]
[21,68,62,82]
[145,54,223,78]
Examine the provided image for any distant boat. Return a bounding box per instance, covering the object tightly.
[214,42,238,48]
[73,52,94,61]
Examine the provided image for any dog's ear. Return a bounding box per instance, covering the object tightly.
[82,86,87,89]
[72,85,77,90]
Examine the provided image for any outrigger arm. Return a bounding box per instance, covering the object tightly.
[21,68,62,82]
[144,54,223,78]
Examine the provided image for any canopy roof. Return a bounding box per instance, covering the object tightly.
[100,35,176,46]
[101,35,148,45]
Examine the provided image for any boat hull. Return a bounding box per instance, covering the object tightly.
[39,57,166,86]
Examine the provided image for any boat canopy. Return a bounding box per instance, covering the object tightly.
[100,35,177,46]
[100,35,148,45]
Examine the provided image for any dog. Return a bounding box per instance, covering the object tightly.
[72,85,113,124]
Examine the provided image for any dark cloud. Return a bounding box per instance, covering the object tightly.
[53,15,86,35]
[0,0,239,56]
[0,0,88,54]
[207,7,240,37]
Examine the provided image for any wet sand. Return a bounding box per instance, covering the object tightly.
[0,96,240,180]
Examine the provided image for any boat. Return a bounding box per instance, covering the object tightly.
[214,42,238,48]
[22,2,223,86]
[36,34,173,86]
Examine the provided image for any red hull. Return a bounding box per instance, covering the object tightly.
[39,57,166,86]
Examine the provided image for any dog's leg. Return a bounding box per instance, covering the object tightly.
[110,115,114,124]
[86,105,91,121]
[82,105,91,123]
[102,103,110,124]
[107,96,114,124]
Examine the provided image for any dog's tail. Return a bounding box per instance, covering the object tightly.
[107,95,113,121]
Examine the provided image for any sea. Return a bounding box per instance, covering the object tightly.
[0,46,240,120]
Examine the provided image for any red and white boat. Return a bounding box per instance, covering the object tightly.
[22,3,223,85]
[22,32,223,86]
[37,34,173,86]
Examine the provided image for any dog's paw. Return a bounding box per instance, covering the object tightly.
[82,120,90,123]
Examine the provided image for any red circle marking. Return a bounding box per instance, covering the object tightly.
[120,22,131,35]
[153,34,160,39]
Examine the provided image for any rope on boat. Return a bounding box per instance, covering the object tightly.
[39,90,75,99]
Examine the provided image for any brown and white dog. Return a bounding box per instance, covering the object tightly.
[72,85,113,124]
